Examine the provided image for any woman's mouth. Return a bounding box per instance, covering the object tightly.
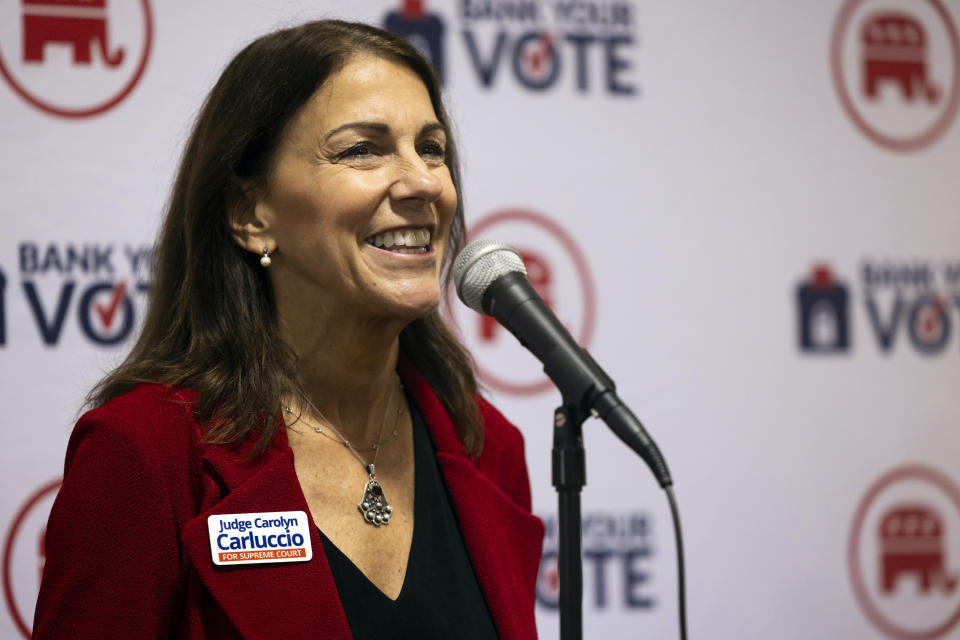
[365,227,432,254]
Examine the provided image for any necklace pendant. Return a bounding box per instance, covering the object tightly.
[358,478,392,526]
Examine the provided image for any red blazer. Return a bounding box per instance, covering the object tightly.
[33,359,544,639]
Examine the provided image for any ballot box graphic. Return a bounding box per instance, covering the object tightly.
[384,0,445,82]
[797,264,850,353]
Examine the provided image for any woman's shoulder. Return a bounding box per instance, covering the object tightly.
[71,383,203,472]
[471,394,535,512]
[475,394,531,457]
[84,382,198,434]
[97,382,196,416]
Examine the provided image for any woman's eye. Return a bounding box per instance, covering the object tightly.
[418,141,445,160]
[339,142,373,159]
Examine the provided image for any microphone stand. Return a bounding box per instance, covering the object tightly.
[544,348,673,640]
[552,403,588,640]
[460,269,675,637]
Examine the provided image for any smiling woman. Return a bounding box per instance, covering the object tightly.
[32,20,543,640]
[237,55,458,328]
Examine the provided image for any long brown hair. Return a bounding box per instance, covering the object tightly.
[89,20,482,457]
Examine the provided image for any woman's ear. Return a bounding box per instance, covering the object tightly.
[228,181,276,257]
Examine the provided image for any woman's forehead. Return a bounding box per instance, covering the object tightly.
[303,56,438,132]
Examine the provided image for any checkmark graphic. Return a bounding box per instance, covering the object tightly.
[524,32,553,73]
[94,281,127,329]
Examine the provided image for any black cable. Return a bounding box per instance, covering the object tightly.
[665,485,687,640]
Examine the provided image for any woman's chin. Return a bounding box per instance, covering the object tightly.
[375,290,442,325]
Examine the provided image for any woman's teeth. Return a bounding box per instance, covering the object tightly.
[366,228,431,254]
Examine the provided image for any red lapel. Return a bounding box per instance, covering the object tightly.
[180,429,352,640]
[399,358,544,640]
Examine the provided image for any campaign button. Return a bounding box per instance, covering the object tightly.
[207,511,312,566]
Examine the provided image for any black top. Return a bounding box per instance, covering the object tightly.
[318,398,500,639]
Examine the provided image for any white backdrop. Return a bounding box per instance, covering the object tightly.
[2,1,959,638]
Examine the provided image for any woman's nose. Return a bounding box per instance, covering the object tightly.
[390,155,444,203]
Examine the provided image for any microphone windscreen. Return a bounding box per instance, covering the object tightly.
[453,239,527,313]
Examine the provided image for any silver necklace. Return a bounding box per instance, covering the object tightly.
[283,404,400,453]
[284,380,404,527]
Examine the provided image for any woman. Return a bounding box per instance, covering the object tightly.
[33,20,543,639]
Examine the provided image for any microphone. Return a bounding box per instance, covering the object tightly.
[453,239,672,488]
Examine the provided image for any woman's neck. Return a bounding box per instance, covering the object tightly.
[281,309,407,444]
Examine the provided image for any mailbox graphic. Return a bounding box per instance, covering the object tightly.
[797,264,849,352]
[22,0,124,67]
[879,504,958,595]
[480,249,552,341]
[862,12,939,103]
[384,0,444,82]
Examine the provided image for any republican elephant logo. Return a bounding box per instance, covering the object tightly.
[879,503,958,595]
[861,12,939,104]
[22,0,124,67]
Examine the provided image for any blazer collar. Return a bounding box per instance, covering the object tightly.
[180,359,541,640]
[181,427,352,640]
[400,357,543,640]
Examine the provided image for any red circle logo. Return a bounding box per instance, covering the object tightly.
[848,465,960,639]
[831,0,960,151]
[448,209,597,396]
[0,0,153,118]
[3,480,61,639]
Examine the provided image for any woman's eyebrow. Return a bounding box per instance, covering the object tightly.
[324,121,390,141]
[323,121,447,141]
[420,122,447,137]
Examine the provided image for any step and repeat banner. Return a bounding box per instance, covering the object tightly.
[1,1,959,638]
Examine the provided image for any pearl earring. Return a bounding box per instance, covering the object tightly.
[260,247,272,267]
